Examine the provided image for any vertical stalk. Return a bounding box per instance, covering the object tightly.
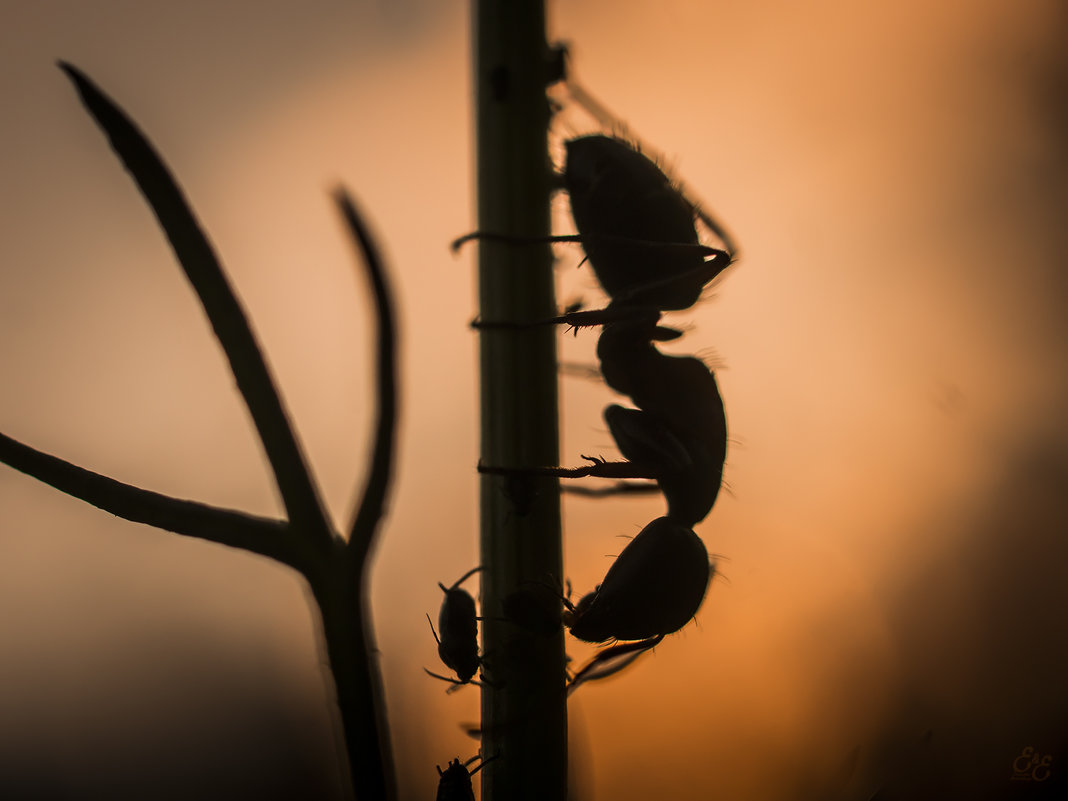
[310,559,394,801]
[473,2,567,800]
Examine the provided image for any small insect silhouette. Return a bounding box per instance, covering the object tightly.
[425,566,483,690]
[436,753,496,801]
[565,517,712,643]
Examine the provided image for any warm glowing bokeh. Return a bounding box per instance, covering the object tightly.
[1,1,1065,799]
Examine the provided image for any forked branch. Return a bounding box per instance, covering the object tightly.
[0,432,297,568]
[58,62,333,548]
[335,190,398,567]
[0,64,400,801]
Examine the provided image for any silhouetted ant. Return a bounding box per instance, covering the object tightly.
[458,74,738,706]
[425,567,484,691]
[435,753,497,801]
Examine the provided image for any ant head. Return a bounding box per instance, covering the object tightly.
[561,587,600,630]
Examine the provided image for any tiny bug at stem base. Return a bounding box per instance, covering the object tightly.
[436,753,497,801]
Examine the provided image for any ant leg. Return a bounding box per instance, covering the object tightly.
[478,457,657,480]
[608,250,732,307]
[559,71,741,258]
[451,231,584,253]
[562,480,662,498]
[453,229,730,259]
[424,668,485,693]
[472,305,678,336]
[470,315,554,331]
[566,634,665,696]
[694,205,739,258]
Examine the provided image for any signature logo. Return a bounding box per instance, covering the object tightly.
[1012,746,1053,782]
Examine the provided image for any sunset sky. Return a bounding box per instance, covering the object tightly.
[1,1,1065,799]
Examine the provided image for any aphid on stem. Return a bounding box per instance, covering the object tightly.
[425,566,484,691]
[435,753,498,801]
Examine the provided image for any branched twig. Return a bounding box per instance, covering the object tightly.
[335,189,398,565]
[0,65,401,801]
[58,62,333,548]
[0,432,297,567]
[326,187,400,800]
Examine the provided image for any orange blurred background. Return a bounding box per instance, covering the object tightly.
[1,1,1065,799]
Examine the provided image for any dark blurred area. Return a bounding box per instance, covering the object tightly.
[0,615,345,800]
[843,428,1068,801]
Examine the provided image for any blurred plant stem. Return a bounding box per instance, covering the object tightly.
[473,2,567,800]
[0,66,399,801]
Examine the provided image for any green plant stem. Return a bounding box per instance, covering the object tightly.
[473,2,567,800]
